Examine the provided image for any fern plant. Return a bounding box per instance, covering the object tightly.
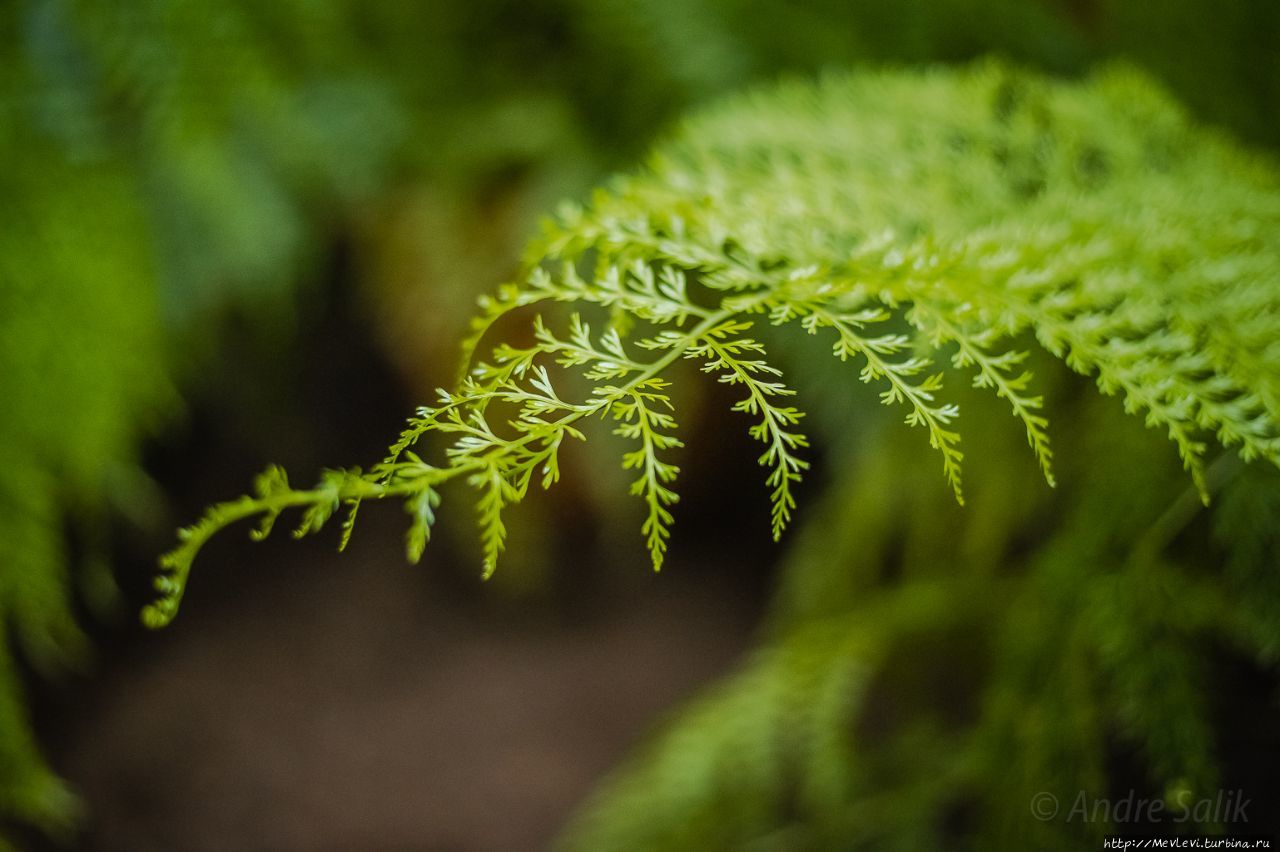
[149,60,1280,626]
[143,61,1280,847]
[7,0,1276,844]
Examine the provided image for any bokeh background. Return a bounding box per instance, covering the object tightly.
[3,0,1279,848]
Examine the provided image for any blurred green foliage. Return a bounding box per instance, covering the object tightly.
[1,45,169,837]
[2,0,1279,845]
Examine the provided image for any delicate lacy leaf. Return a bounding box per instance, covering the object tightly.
[611,380,684,569]
[154,62,1280,625]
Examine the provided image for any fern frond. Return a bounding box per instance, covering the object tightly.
[154,61,1280,626]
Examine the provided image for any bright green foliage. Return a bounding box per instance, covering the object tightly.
[152,61,1280,625]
